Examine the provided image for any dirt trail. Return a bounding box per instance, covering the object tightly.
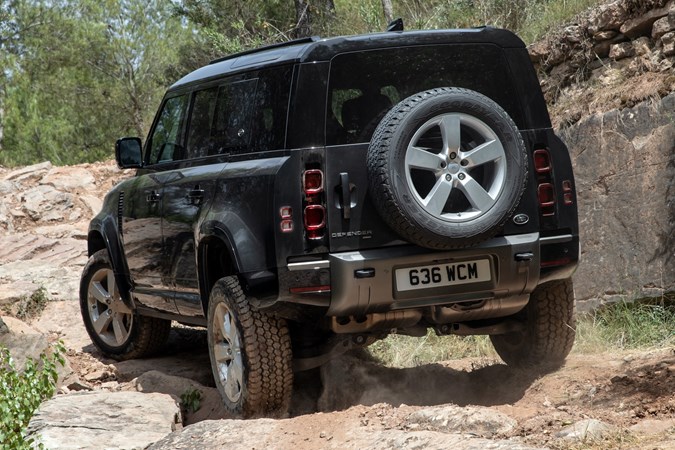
[3,161,674,448]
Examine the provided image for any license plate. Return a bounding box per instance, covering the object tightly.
[395,259,491,292]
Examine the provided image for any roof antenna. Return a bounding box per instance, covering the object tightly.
[387,18,404,32]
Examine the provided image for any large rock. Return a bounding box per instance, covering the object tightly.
[133,370,230,424]
[619,2,673,38]
[652,12,675,39]
[560,93,675,309]
[40,166,96,191]
[2,161,52,182]
[406,405,517,438]
[27,391,182,450]
[0,315,48,370]
[148,418,544,450]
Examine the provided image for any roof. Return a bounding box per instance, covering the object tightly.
[170,27,525,90]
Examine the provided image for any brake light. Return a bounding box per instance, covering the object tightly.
[302,168,326,240]
[303,169,324,195]
[538,183,555,216]
[533,149,551,173]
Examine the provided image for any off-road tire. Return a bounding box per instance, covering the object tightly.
[80,249,171,360]
[207,276,293,418]
[490,278,576,369]
[367,87,527,249]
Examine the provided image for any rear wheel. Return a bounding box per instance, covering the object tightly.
[491,278,576,369]
[207,276,293,418]
[80,249,171,360]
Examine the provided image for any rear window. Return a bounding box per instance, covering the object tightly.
[326,45,523,145]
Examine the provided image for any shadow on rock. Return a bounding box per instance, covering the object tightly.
[317,352,541,412]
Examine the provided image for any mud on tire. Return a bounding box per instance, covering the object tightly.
[490,278,576,369]
[207,276,293,418]
[80,249,171,360]
[367,87,527,249]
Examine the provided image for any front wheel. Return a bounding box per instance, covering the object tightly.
[80,249,171,360]
[207,276,293,418]
[490,278,576,369]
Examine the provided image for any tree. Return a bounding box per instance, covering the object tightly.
[1,0,191,166]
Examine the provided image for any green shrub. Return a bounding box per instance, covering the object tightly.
[0,342,65,449]
[180,387,203,413]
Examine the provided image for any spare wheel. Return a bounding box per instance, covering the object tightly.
[367,87,528,249]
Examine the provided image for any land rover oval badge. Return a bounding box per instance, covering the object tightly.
[513,213,529,225]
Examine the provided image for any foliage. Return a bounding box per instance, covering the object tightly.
[368,331,496,368]
[0,0,193,167]
[371,298,675,367]
[0,0,603,168]
[15,287,49,322]
[0,342,66,449]
[575,298,675,352]
[180,386,203,413]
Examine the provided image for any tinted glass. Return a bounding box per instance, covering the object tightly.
[147,94,189,164]
[183,65,292,158]
[327,45,523,145]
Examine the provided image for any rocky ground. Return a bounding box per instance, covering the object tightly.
[0,161,673,449]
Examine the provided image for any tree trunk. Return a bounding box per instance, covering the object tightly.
[293,0,336,38]
[381,0,394,24]
[294,0,311,38]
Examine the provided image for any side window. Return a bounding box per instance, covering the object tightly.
[186,87,219,159]
[250,66,293,151]
[185,80,258,158]
[183,66,292,159]
[147,94,189,164]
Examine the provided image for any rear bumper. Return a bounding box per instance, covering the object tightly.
[328,232,542,316]
[278,232,578,317]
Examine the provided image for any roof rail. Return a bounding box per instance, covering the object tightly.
[209,36,320,65]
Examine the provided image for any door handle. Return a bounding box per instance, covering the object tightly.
[187,186,204,205]
[146,190,161,203]
[340,172,351,220]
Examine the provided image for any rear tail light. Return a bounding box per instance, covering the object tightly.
[533,149,551,173]
[537,183,555,216]
[302,168,326,240]
[303,169,324,195]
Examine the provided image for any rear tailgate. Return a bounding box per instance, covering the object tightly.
[325,144,404,252]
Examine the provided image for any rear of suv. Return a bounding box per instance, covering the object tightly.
[80,27,579,418]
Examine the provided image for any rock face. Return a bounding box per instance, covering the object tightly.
[561,93,675,309]
[27,391,182,450]
[0,160,125,306]
[530,0,675,109]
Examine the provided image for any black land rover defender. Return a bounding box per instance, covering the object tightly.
[80,27,579,417]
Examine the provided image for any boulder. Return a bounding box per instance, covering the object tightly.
[620,3,672,38]
[652,12,675,39]
[609,41,635,59]
[662,31,675,55]
[27,391,182,450]
[588,1,627,34]
[34,301,92,352]
[406,405,517,438]
[555,419,617,441]
[2,161,52,182]
[20,185,74,222]
[40,166,96,191]
[0,316,49,370]
[133,370,230,424]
